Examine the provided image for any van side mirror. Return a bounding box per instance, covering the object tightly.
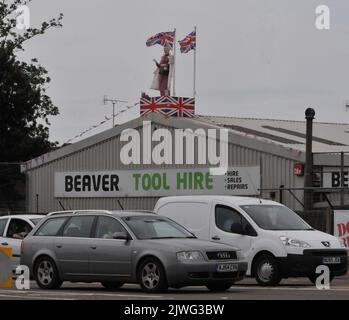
[230,223,244,235]
[244,223,257,236]
[113,232,132,240]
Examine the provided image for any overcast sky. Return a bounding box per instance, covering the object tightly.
[17,0,349,144]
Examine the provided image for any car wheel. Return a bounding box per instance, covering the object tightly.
[138,258,168,293]
[254,254,281,286]
[34,256,62,289]
[206,282,233,292]
[101,281,124,290]
[308,274,334,284]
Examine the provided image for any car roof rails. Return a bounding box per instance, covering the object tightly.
[47,209,156,217]
[126,210,156,214]
[47,210,112,216]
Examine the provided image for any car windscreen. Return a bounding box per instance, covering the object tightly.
[240,205,312,231]
[123,216,194,240]
[30,218,42,225]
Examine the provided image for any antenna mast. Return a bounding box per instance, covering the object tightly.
[103,95,128,128]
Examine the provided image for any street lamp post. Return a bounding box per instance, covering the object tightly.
[304,108,315,211]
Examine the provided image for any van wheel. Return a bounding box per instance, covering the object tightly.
[254,254,281,286]
[206,282,233,292]
[101,281,124,290]
[34,256,62,289]
[137,258,168,293]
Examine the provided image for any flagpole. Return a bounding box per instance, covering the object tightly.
[193,26,197,99]
[173,28,176,96]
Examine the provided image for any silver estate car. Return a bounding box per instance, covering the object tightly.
[21,210,247,293]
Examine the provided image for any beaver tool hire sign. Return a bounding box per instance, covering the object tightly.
[54,167,260,198]
[334,210,349,248]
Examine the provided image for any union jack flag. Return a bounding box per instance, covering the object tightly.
[140,96,195,118]
[178,30,196,53]
[146,31,175,49]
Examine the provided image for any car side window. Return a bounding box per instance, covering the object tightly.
[0,219,8,236]
[35,217,68,236]
[215,205,256,236]
[63,216,95,238]
[95,216,127,239]
[6,218,32,239]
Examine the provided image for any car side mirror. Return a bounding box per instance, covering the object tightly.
[113,232,131,240]
[230,222,244,235]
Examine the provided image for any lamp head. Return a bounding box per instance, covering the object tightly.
[305,108,315,120]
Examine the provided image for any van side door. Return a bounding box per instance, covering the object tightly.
[210,203,257,257]
[156,201,210,240]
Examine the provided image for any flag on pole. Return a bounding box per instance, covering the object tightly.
[178,30,196,53]
[146,31,175,49]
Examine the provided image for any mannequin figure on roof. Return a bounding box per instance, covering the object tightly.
[151,46,174,96]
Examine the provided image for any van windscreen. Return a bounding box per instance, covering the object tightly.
[240,205,312,231]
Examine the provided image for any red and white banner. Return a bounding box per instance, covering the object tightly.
[334,210,349,248]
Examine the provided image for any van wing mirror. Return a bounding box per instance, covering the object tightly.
[230,222,244,235]
[244,223,257,237]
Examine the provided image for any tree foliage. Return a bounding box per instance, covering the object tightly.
[0,0,63,210]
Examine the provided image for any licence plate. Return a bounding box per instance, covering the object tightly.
[322,257,341,264]
[216,263,238,272]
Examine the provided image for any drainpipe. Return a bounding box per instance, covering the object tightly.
[36,194,39,213]
[304,108,315,210]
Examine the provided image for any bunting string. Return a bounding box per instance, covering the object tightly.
[64,102,139,144]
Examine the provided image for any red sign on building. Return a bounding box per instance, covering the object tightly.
[293,163,304,176]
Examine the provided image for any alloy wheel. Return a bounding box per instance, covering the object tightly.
[37,260,54,286]
[141,262,160,289]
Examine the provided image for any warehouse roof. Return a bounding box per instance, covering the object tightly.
[21,113,349,172]
[197,115,349,153]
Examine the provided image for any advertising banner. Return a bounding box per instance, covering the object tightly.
[334,210,349,248]
[323,168,349,188]
[55,167,260,198]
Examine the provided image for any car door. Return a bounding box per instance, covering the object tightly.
[3,218,32,266]
[210,203,256,257]
[54,215,95,276]
[0,218,9,247]
[89,216,133,277]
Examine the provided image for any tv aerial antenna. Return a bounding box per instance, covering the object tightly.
[103,95,128,128]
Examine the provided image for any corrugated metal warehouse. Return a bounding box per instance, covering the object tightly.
[21,113,349,213]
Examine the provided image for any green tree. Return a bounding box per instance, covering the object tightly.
[0,0,63,211]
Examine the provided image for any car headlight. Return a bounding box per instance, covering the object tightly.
[177,251,204,261]
[280,236,311,248]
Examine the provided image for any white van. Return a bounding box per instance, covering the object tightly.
[154,196,348,286]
